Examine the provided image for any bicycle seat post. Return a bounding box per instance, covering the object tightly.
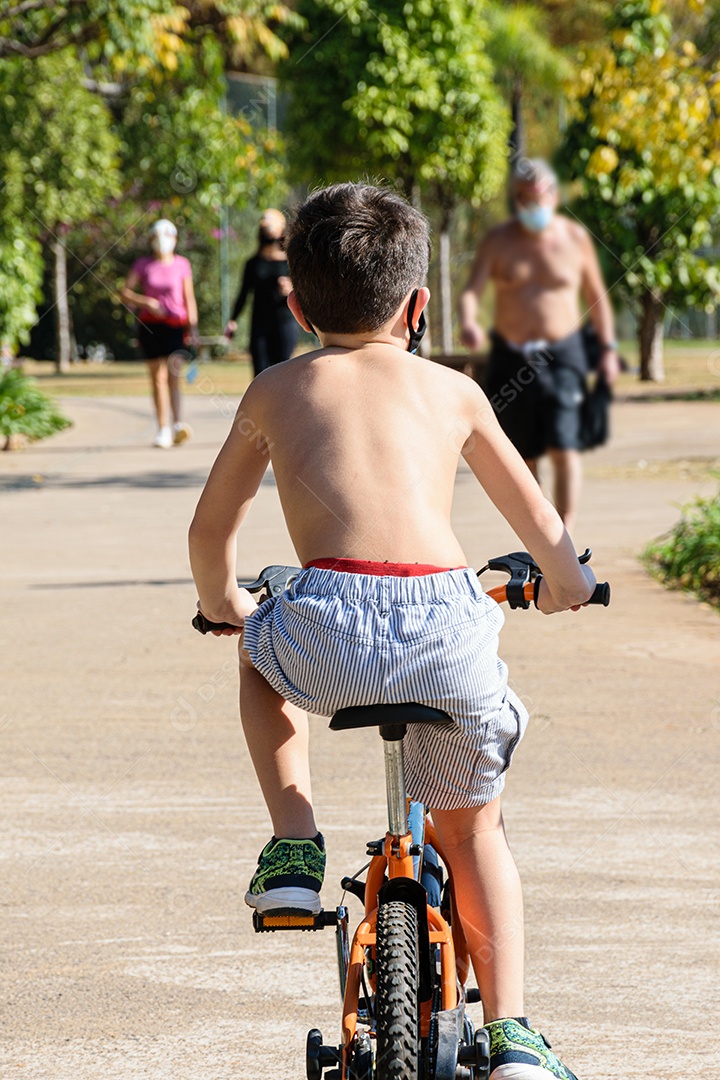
[380,723,408,836]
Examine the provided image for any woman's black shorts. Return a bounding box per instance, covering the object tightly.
[137,321,187,360]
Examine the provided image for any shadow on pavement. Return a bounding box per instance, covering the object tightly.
[0,470,277,492]
[29,578,195,590]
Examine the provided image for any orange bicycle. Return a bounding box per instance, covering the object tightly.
[193,549,609,1080]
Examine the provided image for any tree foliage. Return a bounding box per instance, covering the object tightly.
[0,50,122,230]
[280,0,510,207]
[484,2,573,158]
[0,0,300,66]
[279,0,511,349]
[0,3,296,353]
[559,0,720,378]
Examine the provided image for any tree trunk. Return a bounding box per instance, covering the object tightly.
[509,77,525,161]
[53,236,71,374]
[638,290,665,381]
[439,212,454,355]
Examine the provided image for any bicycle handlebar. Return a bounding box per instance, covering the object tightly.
[485,578,610,608]
[192,551,610,633]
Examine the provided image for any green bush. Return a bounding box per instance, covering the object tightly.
[644,483,720,608]
[0,369,71,443]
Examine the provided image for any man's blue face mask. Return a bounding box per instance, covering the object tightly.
[517,203,553,233]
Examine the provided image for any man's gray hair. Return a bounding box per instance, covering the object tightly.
[510,158,558,195]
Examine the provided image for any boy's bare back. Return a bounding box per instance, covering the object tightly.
[190,182,595,630]
[242,343,476,567]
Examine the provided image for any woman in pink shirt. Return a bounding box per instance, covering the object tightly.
[121,220,199,448]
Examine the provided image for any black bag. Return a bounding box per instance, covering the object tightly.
[579,323,612,450]
[580,374,612,450]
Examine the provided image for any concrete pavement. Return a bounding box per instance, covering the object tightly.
[1,391,719,1079]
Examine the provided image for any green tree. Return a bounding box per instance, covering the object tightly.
[0,3,297,363]
[0,50,121,370]
[485,3,572,162]
[559,0,720,380]
[0,157,44,351]
[0,0,177,60]
[67,36,289,352]
[0,0,298,64]
[280,0,510,351]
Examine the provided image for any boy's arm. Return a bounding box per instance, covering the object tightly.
[188,386,270,627]
[459,385,595,612]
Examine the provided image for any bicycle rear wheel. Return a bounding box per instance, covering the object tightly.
[375,900,420,1080]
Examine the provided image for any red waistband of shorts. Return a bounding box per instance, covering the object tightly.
[303,558,465,576]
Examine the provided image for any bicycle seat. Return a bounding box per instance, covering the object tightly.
[330,703,452,732]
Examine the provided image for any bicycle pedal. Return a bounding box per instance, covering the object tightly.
[253,909,338,933]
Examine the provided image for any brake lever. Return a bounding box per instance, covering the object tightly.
[485,552,540,610]
[193,564,301,635]
[237,564,301,599]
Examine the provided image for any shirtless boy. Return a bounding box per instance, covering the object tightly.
[459,159,620,533]
[189,182,596,1080]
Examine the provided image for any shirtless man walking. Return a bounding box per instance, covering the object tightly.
[459,159,620,533]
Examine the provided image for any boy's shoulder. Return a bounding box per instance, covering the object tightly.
[249,345,479,393]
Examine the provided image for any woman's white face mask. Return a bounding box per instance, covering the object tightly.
[151,234,176,257]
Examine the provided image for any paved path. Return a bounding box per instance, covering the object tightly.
[1,393,719,1079]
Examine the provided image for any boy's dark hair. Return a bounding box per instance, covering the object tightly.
[285,182,431,334]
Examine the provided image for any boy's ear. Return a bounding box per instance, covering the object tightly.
[287,290,315,334]
[406,286,430,330]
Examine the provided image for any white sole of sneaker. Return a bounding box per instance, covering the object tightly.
[244,887,322,915]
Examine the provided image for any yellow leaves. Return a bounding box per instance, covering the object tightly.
[588,145,619,177]
[226,15,290,61]
[140,8,188,74]
[571,39,720,190]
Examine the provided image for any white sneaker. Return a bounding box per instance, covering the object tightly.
[153,426,173,449]
[172,422,193,445]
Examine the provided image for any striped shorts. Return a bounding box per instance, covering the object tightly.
[242,565,528,810]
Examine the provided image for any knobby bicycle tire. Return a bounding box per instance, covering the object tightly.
[375,899,421,1080]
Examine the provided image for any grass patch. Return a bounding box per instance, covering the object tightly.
[16,358,255,399]
[644,481,720,608]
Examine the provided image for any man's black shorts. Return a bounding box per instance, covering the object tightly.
[483,330,588,460]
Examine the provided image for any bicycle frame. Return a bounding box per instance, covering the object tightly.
[197,552,607,1079]
[338,727,470,1079]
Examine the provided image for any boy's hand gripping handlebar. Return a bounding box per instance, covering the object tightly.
[191,565,300,634]
[480,548,610,609]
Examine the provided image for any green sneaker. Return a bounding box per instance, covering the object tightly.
[487,1018,580,1079]
[244,834,325,914]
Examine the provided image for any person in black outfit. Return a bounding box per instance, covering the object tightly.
[225,209,298,377]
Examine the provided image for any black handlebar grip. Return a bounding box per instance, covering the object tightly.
[533,576,610,608]
[588,582,611,606]
[192,612,242,634]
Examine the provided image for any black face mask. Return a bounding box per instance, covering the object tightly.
[406,289,427,354]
